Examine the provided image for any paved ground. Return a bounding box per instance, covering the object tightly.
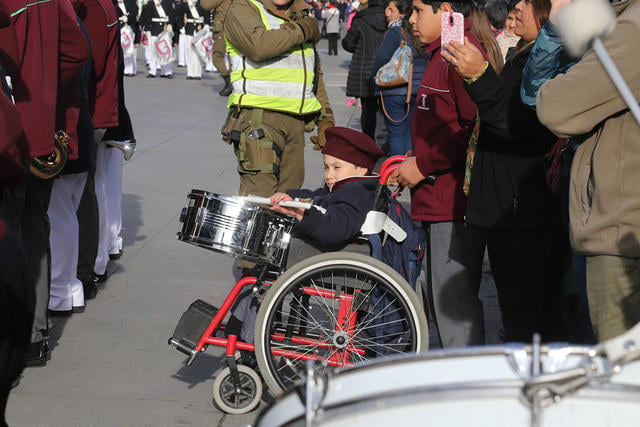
[7,40,501,427]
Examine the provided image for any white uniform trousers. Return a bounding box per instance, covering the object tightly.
[123,48,138,76]
[147,34,173,77]
[48,172,88,311]
[94,142,110,276]
[144,32,153,67]
[105,146,124,256]
[185,34,202,78]
[178,31,187,66]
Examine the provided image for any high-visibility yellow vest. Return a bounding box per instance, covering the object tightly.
[225,0,321,115]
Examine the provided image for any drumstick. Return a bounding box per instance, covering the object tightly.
[237,195,312,210]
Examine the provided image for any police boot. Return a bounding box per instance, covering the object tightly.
[219,75,232,97]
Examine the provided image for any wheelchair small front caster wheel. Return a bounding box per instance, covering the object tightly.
[212,365,263,414]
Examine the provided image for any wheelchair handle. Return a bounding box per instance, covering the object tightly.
[378,155,406,181]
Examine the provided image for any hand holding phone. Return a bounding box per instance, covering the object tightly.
[441,11,464,58]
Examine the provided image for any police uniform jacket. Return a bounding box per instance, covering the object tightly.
[223,0,333,121]
[200,0,232,32]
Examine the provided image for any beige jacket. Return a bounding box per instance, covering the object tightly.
[537,0,640,256]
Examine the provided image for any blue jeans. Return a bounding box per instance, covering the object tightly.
[381,94,415,156]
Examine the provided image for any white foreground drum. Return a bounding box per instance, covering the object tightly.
[255,325,640,427]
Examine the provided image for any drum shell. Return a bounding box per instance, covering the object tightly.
[256,346,640,427]
[178,190,294,269]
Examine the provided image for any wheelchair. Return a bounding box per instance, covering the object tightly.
[168,157,429,414]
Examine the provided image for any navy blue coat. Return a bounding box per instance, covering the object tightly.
[287,176,378,246]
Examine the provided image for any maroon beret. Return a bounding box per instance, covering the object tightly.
[321,127,384,171]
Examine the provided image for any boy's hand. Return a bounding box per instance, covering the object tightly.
[393,157,426,188]
[270,192,293,205]
[270,193,304,220]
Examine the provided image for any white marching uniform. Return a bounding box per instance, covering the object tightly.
[178,28,187,67]
[94,142,125,276]
[105,146,124,257]
[118,0,138,76]
[181,0,205,79]
[146,2,174,77]
[48,172,88,311]
[94,142,110,276]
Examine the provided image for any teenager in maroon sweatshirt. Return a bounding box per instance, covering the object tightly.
[394,0,488,348]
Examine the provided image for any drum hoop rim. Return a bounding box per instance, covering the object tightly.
[188,189,296,223]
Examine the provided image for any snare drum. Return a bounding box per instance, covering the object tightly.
[177,190,294,269]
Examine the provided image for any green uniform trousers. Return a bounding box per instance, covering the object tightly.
[234,108,308,198]
[587,255,640,340]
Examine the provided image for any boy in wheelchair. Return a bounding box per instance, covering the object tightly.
[271,126,385,261]
[227,127,386,342]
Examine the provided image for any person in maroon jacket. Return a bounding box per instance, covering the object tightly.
[393,0,488,348]
[0,0,89,367]
[76,0,121,295]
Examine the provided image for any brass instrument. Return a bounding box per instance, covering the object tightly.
[29,130,70,179]
[105,139,136,161]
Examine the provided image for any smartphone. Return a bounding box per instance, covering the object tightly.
[441,11,464,52]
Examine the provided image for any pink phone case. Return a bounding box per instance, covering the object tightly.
[441,12,464,47]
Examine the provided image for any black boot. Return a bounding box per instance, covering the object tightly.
[219,75,232,97]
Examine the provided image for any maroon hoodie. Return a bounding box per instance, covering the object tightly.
[0,0,87,159]
[410,20,486,222]
[77,0,119,129]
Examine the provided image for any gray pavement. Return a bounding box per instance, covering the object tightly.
[6,41,500,427]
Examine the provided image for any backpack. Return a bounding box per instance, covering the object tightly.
[364,188,426,289]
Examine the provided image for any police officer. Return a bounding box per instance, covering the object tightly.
[222,0,335,197]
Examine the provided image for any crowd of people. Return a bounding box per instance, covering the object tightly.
[1,0,640,422]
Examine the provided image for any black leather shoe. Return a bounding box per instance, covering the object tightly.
[50,304,85,316]
[109,250,122,260]
[94,272,108,283]
[26,340,51,367]
[146,74,156,78]
[48,308,72,317]
[83,280,98,299]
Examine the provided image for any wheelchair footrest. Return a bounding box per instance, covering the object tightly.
[169,299,218,360]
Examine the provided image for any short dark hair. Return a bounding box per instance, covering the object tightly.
[418,1,472,18]
[384,0,413,14]
[484,0,508,29]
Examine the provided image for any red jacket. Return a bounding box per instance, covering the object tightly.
[78,0,119,129]
[410,22,485,222]
[0,0,87,159]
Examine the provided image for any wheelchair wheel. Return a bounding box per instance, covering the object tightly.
[212,365,263,414]
[254,252,428,396]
